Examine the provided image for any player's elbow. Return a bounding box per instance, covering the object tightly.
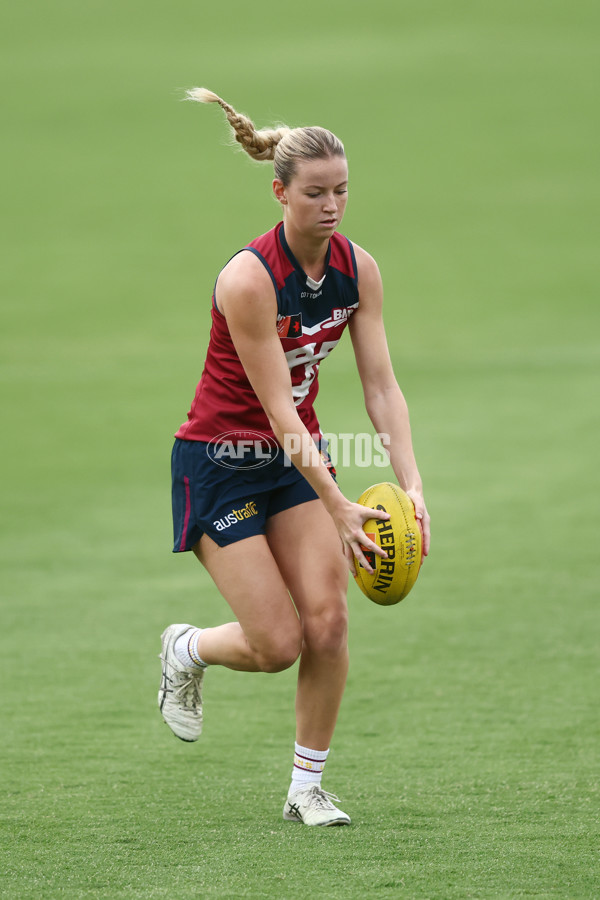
[364,381,406,418]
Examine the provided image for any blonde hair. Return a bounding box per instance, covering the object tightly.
[186,88,345,186]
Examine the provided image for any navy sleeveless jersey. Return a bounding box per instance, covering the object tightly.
[175,222,359,443]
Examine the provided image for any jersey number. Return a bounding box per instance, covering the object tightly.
[284,340,339,404]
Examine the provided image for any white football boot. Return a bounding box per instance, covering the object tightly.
[158,623,205,742]
[283,784,351,826]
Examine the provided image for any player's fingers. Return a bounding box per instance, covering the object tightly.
[344,542,361,577]
[414,517,425,566]
[359,503,390,522]
[415,509,430,558]
[356,527,387,560]
[351,541,375,575]
[405,491,430,558]
[421,515,430,557]
[350,524,391,575]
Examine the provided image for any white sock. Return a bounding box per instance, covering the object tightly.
[173,628,208,669]
[289,743,329,794]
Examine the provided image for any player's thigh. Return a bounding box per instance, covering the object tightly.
[265,500,349,649]
[193,532,302,656]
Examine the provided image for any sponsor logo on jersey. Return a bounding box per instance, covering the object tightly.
[301,305,357,333]
[332,308,348,322]
[213,501,259,532]
[277,313,302,338]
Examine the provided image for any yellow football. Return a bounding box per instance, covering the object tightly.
[354,482,422,606]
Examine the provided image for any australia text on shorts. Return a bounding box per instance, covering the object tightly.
[206,431,392,470]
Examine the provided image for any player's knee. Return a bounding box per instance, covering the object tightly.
[303,600,348,656]
[256,643,301,673]
[254,630,302,673]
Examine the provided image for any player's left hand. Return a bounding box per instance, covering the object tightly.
[406,489,430,559]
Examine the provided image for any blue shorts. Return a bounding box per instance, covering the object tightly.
[172,437,336,550]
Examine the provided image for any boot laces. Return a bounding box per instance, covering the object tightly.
[161,656,203,710]
[173,672,202,710]
[306,785,340,810]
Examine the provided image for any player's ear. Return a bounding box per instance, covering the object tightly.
[273,179,287,205]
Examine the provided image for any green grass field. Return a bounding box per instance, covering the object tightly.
[1,0,598,897]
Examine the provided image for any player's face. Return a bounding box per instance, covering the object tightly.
[274,156,349,239]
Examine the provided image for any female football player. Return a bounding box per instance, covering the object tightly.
[158,89,430,826]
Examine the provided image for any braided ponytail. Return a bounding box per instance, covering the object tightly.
[186,88,345,185]
[186,87,290,162]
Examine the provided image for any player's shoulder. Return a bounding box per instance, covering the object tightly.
[219,224,280,290]
[350,239,380,271]
[216,247,276,320]
[349,240,382,289]
[247,222,280,256]
[219,223,272,278]
[220,247,270,286]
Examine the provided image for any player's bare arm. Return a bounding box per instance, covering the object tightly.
[349,244,431,556]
